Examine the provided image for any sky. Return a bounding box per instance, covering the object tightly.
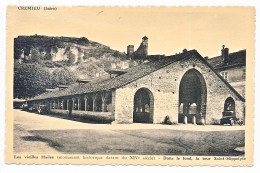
[7,6,255,58]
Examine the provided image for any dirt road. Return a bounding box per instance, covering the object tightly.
[13,109,245,155]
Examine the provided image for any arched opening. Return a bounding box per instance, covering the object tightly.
[87,96,93,111]
[224,97,235,112]
[63,98,68,110]
[133,88,154,123]
[68,98,73,117]
[104,92,112,112]
[178,69,207,124]
[221,97,236,125]
[94,94,102,112]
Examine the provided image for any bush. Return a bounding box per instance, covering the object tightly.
[44,53,52,60]
[112,51,120,57]
[162,115,173,125]
[67,51,75,65]
[43,61,55,68]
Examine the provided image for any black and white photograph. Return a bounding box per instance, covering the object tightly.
[4,6,255,165]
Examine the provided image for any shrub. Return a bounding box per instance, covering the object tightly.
[162,115,172,125]
[67,51,75,65]
[43,61,55,68]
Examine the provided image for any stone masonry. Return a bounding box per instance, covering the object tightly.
[112,54,245,124]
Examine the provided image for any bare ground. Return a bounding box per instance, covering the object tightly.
[13,109,245,156]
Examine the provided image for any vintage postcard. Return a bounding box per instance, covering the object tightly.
[5,6,255,165]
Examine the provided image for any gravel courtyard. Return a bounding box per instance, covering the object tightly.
[13,109,245,156]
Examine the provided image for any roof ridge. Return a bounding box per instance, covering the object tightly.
[29,49,246,102]
[210,49,246,59]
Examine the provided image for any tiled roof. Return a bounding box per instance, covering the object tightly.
[29,50,245,102]
[142,36,148,40]
[29,50,195,101]
[208,50,246,70]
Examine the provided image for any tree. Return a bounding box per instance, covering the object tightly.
[50,67,77,87]
[67,51,75,65]
[28,48,43,63]
[14,63,51,99]
[82,51,89,60]
[112,51,120,57]
[43,53,52,60]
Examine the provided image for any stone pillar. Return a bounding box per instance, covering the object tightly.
[192,116,196,125]
[142,103,145,113]
[101,92,107,112]
[61,99,64,110]
[92,94,97,112]
[200,117,205,125]
[111,90,116,119]
[184,116,188,124]
[67,99,69,110]
[84,95,88,111]
[72,98,75,110]
[48,100,51,109]
[138,95,142,112]
[78,98,80,110]
[58,99,60,109]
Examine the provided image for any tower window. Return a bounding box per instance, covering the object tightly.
[242,69,246,80]
[221,71,228,80]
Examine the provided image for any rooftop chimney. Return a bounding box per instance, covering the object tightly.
[221,45,229,62]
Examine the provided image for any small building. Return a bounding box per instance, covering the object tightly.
[27,49,245,125]
[13,98,26,109]
[208,46,246,97]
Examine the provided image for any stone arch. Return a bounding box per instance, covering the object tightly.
[178,68,207,124]
[133,87,154,123]
[224,97,236,112]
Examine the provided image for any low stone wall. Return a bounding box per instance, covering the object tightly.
[49,109,68,116]
[49,109,114,123]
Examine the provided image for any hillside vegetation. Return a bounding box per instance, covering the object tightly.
[14,35,131,99]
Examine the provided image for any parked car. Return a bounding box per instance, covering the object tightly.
[220,111,237,126]
[28,106,37,112]
[22,103,29,111]
[36,105,50,114]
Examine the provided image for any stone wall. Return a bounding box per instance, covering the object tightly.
[216,66,246,98]
[49,109,114,123]
[112,54,245,124]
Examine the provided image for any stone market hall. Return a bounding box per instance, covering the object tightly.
[26,40,245,125]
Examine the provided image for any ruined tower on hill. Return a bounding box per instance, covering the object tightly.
[127,36,148,60]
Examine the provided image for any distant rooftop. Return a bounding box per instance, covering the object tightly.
[208,49,246,70]
[28,49,245,102]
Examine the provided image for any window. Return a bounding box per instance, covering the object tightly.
[221,71,228,80]
[242,69,246,80]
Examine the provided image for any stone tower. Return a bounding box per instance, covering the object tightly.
[127,45,134,56]
[133,36,148,59]
[141,36,148,56]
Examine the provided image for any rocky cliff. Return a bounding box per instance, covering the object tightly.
[13,35,134,98]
